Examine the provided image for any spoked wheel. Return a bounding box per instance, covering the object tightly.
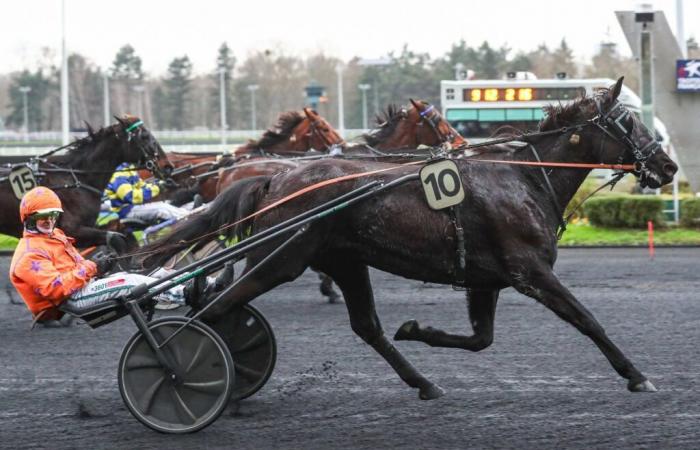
[118,317,234,434]
[205,305,277,401]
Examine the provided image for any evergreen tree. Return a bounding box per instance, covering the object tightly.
[110,45,145,118]
[551,39,578,78]
[111,45,144,80]
[209,42,236,129]
[163,56,193,130]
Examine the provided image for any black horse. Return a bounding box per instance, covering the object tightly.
[144,79,677,399]
[0,115,170,248]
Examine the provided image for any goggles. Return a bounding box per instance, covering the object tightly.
[32,211,61,220]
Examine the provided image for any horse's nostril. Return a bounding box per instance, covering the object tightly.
[663,163,678,178]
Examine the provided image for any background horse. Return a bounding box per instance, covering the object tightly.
[344,99,466,158]
[0,115,170,248]
[215,100,464,194]
[144,78,677,400]
[192,108,345,201]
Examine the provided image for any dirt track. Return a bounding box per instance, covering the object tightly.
[1,248,699,449]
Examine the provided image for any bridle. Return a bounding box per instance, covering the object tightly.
[417,104,463,149]
[306,117,345,154]
[591,98,662,172]
[122,120,169,179]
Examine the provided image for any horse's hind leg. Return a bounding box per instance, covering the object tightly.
[394,288,498,351]
[513,266,655,392]
[320,259,444,400]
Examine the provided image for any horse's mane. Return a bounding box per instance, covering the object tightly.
[538,92,599,131]
[357,104,405,147]
[49,122,119,166]
[466,92,601,156]
[249,111,305,149]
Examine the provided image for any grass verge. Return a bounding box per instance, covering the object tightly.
[1,224,699,251]
[559,223,700,246]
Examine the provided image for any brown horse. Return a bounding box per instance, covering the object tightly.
[215,100,464,195]
[0,115,170,248]
[144,79,677,399]
[194,108,344,201]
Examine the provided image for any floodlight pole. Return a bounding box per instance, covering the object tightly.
[61,0,70,145]
[19,86,31,143]
[247,84,259,131]
[219,67,228,145]
[103,72,110,127]
[358,84,371,130]
[336,64,345,136]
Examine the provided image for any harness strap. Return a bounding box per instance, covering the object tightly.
[528,145,568,239]
[450,204,466,288]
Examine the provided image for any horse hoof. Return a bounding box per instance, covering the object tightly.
[394,320,419,341]
[419,384,445,400]
[628,379,658,392]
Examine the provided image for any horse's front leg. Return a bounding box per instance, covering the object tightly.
[320,258,444,400]
[394,288,498,351]
[512,265,656,392]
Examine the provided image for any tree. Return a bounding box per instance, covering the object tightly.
[5,69,52,131]
[65,54,104,128]
[584,41,639,92]
[551,39,578,78]
[111,45,144,80]
[110,45,145,118]
[162,56,193,129]
[433,40,481,81]
[231,48,306,130]
[208,42,237,129]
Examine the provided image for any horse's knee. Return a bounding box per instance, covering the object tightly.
[470,333,493,352]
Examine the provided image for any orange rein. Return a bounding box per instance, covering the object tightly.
[467,159,635,171]
[122,156,634,259]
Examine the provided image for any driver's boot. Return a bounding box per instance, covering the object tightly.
[183,274,207,309]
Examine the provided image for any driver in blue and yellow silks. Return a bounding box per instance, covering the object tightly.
[104,162,188,223]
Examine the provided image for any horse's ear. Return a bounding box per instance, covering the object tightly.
[84,121,95,136]
[611,77,624,102]
[302,107,315,119]
[114,115,127,128]
[409,98,421,110]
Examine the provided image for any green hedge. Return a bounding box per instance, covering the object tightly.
[583,195,664,228]
[681,198,700,228]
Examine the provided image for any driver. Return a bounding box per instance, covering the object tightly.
[105,162,188,223]
[9,187,226,328]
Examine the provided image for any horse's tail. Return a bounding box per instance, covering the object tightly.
[140,175,271,268]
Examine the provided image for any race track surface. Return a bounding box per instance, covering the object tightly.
[1,248,699,449]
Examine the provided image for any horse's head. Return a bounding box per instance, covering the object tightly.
[300,108,345,153]
[114,115,173,179]
[583,78,677,188]
[367,100,465,150]
[408,99,466,149]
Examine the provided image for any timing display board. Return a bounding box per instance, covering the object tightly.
[462,87,585,102]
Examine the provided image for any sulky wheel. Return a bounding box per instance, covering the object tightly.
[205,305,277,401]
[118,317,234,434]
